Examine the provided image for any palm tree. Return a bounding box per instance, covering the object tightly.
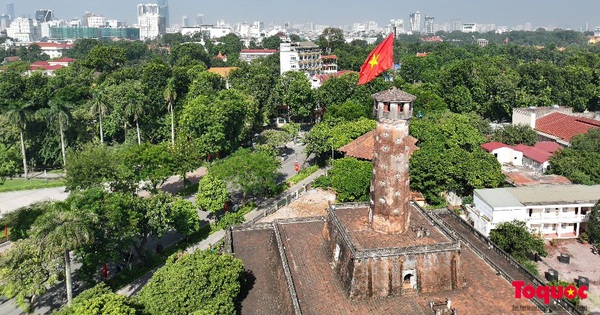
[89,88,108,144]
[47,99,71,168]
[164,78,178,146]
[125,95,145,145]
[30,201,94,306]
[6,101,32,179]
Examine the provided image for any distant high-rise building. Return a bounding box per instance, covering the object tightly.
[35,9,53,23]
[390,19,405,35]
[6,3,14,20]
[157,0,169,27]
[137,3,166,40]
[182,15,189,27]
[409,11,421,33]
[196,14,204,26]
[524,22,533,32]
[0,14,10,31]
[424,16,434,34]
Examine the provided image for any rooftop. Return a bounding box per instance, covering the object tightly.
[536,112,600,142]
[207,67,238,78]
[240,49,277,54]
[338,130,418,161]
[475,185,600,208]
[332,205,450,250]
[372,87,417,102]
[262,219,535,314]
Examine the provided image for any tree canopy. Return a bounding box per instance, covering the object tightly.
[549,129,600,184]
[137,250,244,315]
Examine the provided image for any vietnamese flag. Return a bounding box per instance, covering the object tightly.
[358,34,394,85]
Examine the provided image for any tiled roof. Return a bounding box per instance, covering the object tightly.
[505,172,572,187]
[536,112,600,142]
[312,70,356,85]
[52,57,76,63]
[33,42,73,49]
[320,55,337,59]
[480,142,509,152]
[338,130,419,161]
[240,49,277,54]
[372,87,417,102]
[207,67,238,78]
[533,141,562,154]
[512,144,551,164]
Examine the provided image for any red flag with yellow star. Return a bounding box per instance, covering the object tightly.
[358,33,394,85]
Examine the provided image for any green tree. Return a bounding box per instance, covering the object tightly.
[54,283,140,315]
[82,46,126,72]
[46,99,72,167]
[0,143,20,182]
[121,143,175,192]
[123,82,146,145]
[30,201,95,306]
[548,129,600,184]
[317,27,346,54]
[491,124,538,146]
[170,43,210,68]
[262,35,281,49]
[255,129,292,150]
[138,250,244,315]
[0,202,47,241]
[65,143,131,191]
[322,101,366,122]
[274,71,314,119]
[210,148,281,202]
[89,88,109,144]
[0,239,60,313]
[164,78,178,146]
[5,101,32,179]
[328,157,372,202]
[489,220,547,274]
[587,200,600,246]
[196,174,230,215]
[304,117,376,161]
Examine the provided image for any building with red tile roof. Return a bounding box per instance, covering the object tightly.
[338,130,419,161]
[481,141,563,173]
[309,70,356,89]
[535,112,600,145]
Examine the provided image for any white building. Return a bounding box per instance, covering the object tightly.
[462,23,477,33]
[280,41,322,75]
[409,11,421,33]
[87,16,105,28]
[424,16,434,34]
[181,25,231,39]
[465,185,600,239]
[137,3,166,40]
[7,17,38,42]
[240,49,276,63]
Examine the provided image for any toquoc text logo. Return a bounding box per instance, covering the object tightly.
[512,280,588,304]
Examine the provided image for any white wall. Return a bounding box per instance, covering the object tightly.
[491,147,523,165]
[473,192,494,220]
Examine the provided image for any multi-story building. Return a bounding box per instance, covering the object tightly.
[240,49,276,63]
[465,185,600,238]
[424,16,434,34]
[137,3,166,40]
[279,41,322,75]
[0,14,10,32]
[7,17,38,42]
[31,42,74,59]
[157,0,169,27]
[181,15,189,27]
[409,11,421,33]
[35,9,53,23]
[87,16,105,28]
[462,23,477,33]
[48,26,139,40]
[181,25,231,39]
[389,19,405,34]
[6,3,14,21]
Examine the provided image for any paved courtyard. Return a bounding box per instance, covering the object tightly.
[536,239,600,314]
[260,188,336,222]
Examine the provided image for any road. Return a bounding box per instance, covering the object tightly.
[0,187,69,217]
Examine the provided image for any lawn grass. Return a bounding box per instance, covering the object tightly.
[0,178,65,192]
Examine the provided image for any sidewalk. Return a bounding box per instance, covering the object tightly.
[116,167,329,297]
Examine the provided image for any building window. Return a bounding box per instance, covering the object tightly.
[383,102,390,112]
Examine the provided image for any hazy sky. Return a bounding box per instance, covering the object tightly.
[5,0,600,30]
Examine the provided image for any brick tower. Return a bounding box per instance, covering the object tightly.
[369,87,416,234]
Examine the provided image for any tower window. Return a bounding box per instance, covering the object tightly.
[383,102,390,112]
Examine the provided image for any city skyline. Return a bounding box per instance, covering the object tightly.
[3,0,600,30]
